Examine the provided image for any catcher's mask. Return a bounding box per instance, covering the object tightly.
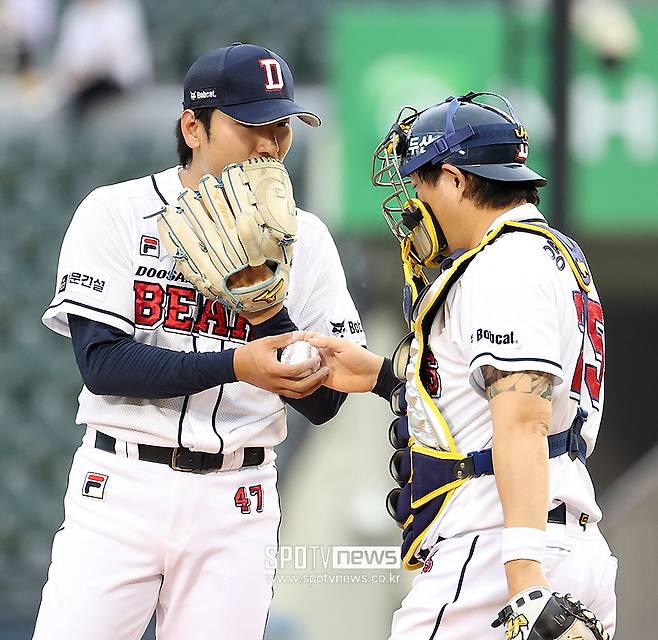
[372,91,547,267]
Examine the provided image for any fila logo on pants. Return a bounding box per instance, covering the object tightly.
[83,472,108,499]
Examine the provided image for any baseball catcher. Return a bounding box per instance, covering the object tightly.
[157,156,296,313]
[304,91,617,639]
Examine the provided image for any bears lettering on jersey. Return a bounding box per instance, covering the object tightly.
[134,280,254,343]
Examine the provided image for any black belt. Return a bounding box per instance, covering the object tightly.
[94,431,265,473]
[547,502,567,525]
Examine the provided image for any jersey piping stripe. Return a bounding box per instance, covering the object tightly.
[150,173,226,453]
[175,326,199,448]
[150,173,192,450]
[469,352,563,370]
[427,535,479,640]
[211,339,226,453]
[150,174,169,206]
[263,464,283,640]
[46,299,134,327]
[177,396,190,449]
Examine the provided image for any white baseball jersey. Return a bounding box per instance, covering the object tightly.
[405,203,605,549]
[42,166,366,452]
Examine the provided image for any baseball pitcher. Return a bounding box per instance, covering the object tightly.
[35,43,365,640]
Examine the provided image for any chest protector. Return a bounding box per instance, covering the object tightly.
[387,221,592,570]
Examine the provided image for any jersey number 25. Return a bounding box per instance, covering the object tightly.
[570,292,605,408]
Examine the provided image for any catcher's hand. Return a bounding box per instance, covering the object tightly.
[157,157,296,313]
[492,587,609,640]
[305,332,384,393]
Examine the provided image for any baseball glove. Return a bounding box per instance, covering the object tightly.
[492,587,609,640]
[157,157,296,313]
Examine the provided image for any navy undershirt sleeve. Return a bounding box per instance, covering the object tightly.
[372,357,399,401]
[69,309,348,423]
[68,314,236,399]
[252,307,348,425]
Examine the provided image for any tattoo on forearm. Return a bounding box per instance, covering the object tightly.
[482,366,554,401]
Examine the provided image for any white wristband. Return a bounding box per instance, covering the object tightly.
[501,527,546,564]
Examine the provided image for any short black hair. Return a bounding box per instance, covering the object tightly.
[175,108,215,167]
[416,162,540,209]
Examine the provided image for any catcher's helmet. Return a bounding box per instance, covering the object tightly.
[372,91,546,267]
[396,91,546,183]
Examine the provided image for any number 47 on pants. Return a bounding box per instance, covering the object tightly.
[234,485,264,514]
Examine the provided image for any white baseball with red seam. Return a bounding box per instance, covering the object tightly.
[280,341,321,379]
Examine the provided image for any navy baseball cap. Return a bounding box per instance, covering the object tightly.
[182,42,321,127]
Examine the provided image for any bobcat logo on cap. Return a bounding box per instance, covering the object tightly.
[259,58,284,91]
[190,89,217,102]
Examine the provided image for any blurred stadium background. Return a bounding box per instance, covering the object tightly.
[0,0,656,637]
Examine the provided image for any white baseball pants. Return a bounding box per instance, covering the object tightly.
[33,429,280,640]
[389,515,618,639]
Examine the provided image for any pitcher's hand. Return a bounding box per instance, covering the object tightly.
[233,331,328,398]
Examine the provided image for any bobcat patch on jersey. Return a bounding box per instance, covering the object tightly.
[82,472,108,500]
[329,320,346,337]
[327,317,365,339]
[470,328,519,347]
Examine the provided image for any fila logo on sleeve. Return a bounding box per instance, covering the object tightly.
[258,58,284,91]
[82,472,108,499]
[140,235,160,258]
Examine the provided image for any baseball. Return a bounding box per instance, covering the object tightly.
[280,340,321,379]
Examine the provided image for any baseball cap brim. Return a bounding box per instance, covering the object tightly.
[219,99,321,127]
[460,163,548,186]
